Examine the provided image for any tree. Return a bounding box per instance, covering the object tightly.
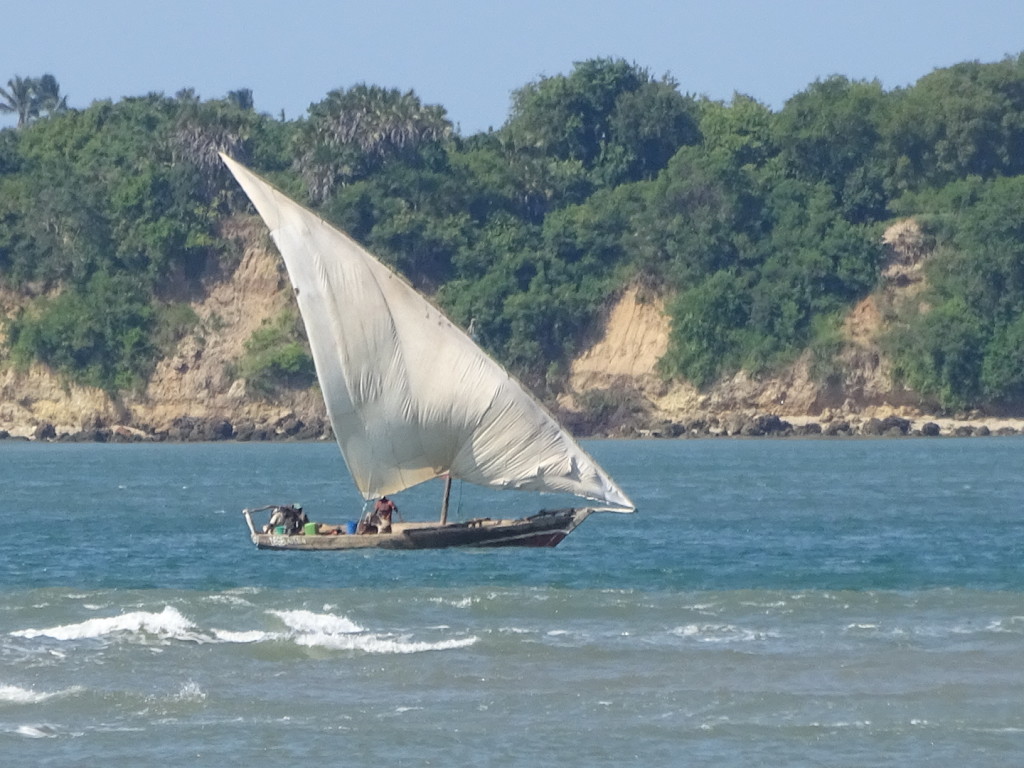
[7,271,158,391]
[226,88,254,111]
[699,93,777,170]
[982,314,1024,402]
[0,74,69,127]
[170,97,256,198]
[505,58,699,185]
[888,299,986,410]
[886,175,1024,407]
[507,58,649,165]
[775,76,890,222]
[662,270,752,386]
[886,55,1024,190]
[601,79,701,183]
[0,75,38,126]
[34,74,68,117]
[632,146,763,285]
[295,85,453,202]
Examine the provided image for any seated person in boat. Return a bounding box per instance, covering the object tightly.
[359,496,397,534]
[316,523,343,535]
[263,504,307,534]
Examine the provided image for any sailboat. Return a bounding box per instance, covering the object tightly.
[222,154,635,550]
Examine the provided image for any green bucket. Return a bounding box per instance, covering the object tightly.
[273,525,286,535]
[304,522,318,536]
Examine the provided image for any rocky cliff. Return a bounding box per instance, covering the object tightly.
[0,219,328,441]
[1,218,1020,441]
[560,219,1022,437]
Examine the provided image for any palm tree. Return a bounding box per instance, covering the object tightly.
[0,75,38,126]
[170,100,254,207]
[295,85,453,201]
[226,88,254,111]
[34,74,68,117]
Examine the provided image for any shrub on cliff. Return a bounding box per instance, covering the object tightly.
[235,311,316,394]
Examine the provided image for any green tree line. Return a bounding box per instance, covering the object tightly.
[1,56,1024,411]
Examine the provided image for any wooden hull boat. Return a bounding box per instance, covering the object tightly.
[244,507,595,550]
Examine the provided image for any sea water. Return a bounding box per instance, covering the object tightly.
[1,437,1023,766]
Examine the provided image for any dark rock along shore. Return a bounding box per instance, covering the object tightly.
[2,411,1018,443]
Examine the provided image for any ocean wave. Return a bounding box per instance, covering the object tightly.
[986,616,1024,633]
[13,724,60,738]
[210,628,278,643]
[172,681,206,702]
[843,618,1024,639]
[295,632,477,654]
[271,608,476,654]
[204,594,253,606]
[429,596,477,608]
[10,604,477,656]
[270,608,364,635]
[669,623,777,643]
[0,684,83,705]
[10,606,203,643]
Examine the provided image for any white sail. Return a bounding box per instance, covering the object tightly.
[221,154,634,510]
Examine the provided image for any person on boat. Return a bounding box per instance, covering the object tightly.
[316,523,346,535]
[359,496,397,534]
[264,504,307,534]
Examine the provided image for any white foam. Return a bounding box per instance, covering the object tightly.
[270,609,363,635]
[809,720,871,729]
[271,608,476,654]
[210,629,278,644]
[14,724,58,738]
[296,632,477,654]
[429,596,476,608]
[205,594,253,606]
[669,623,775,643]
[0,684,83,705]
[11,606,200,642]
[986,616,1024,633]
[173,681,206,702]
[740,600,787,608]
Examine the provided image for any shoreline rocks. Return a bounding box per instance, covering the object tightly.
[1,414,334,444]
[619,412,1021,440]
[0,410,1020,443]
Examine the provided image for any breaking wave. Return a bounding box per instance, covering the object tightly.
[11,606,203,643]
[10,603,477,656]
[272,608,477,654]
[0,684,83,705]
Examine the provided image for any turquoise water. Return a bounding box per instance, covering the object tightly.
[2,438,1023,765]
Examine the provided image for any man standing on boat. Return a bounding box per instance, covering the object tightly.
[363,497,397,534]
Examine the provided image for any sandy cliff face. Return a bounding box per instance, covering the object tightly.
[562,219,1017,433]
[566,285,671,396]
[131,220,324,432]
[0,219,326,438]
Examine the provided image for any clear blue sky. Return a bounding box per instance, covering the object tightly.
[4,0,1024,134]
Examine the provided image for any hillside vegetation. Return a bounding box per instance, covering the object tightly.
[2,56,1024,421]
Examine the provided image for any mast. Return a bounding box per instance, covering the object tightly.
[440,474,452,524]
